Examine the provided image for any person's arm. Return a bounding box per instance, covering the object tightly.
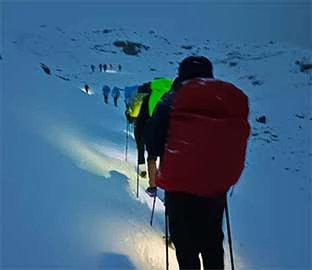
[144,94,173,188]
[145,92,174,159]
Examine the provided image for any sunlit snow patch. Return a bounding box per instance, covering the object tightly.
[105,70,117,74]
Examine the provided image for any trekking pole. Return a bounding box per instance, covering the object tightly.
[125,120,129,161]
[136,161,139,198]
[225,195,235,270]
[165,203,169,270]
[150,195,157,226]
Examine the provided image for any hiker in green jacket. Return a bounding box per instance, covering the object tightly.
[134,78,173,197]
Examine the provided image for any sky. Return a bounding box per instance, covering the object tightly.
[1,1,312,270]
[1,1,311,48]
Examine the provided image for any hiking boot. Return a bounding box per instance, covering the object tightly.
[146,187,157,197]
[162,236,175,249]
[138,163,147,178]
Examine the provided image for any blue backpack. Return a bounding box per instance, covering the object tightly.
[102,85,110,95]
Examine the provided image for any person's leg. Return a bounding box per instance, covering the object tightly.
[134,129,146,178]
[165,192,201,270]
[199,194,226,270]
[147,157,157,187]
[134,130,145,166]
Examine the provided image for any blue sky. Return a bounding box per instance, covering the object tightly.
[2,1,311,48]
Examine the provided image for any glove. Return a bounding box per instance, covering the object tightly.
[125,111,134,123]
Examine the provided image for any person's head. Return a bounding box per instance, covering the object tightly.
[177,56,214,83]
[138,82,152,93]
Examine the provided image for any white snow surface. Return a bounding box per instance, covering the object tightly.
[1,2,311,270]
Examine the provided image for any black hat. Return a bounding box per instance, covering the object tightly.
[137,82,151,93]
[178,56,214,82]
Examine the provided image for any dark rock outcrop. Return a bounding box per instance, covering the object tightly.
[40,63,51,75]
[113,40,149,56]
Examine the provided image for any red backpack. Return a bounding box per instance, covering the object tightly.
[156,78,250,197]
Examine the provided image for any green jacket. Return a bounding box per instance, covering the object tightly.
[148,78,173,117]
[127,78,172,119]
[133,78,173,139]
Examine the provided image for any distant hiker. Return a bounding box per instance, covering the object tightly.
[111,86,121,107]
[118,64,122,72]
[102,85,110,104]
[125,78,173,196]
[91,65,95,72]
[103,64,107,72]
[84,84,89,94]
[145,56,250,269]
[99,64,103,72]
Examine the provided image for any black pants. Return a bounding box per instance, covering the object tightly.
[104,95,108,104]
[113,97,118,106]
[165,191,226,270]
[134,130,145,165]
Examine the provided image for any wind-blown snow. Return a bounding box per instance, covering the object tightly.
[1,2,311,270]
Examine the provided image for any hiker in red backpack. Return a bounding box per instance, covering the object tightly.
[145,56,250,269]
